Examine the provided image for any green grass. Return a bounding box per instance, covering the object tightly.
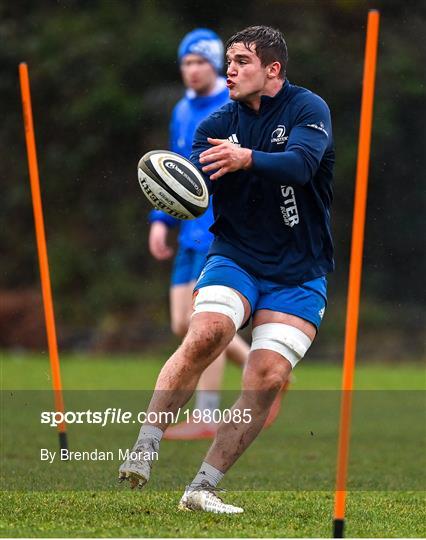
[2,352,425,390]
[2,491,425,538]
[1,353,425,537]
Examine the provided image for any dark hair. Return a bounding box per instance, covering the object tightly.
[226,25,288,79]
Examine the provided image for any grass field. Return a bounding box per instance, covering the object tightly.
[1,353,425,537]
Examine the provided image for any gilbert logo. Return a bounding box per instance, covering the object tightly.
[158,190,175,206]
[280,185,299,228]
[271,125,288,144]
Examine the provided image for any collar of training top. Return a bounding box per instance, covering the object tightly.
[239,78,290,115]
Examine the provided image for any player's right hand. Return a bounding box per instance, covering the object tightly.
[200,137,253,180]
[149,221,174,260]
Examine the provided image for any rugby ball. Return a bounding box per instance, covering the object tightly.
[137,150,209,220]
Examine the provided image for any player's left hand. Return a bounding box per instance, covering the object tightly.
[199,137,252,180]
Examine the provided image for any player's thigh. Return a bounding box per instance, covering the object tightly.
[170,281,195,329]
[250,310,315,373]
[194,255,256,328]
[250,280,327,369]
[253,310,316,340]
[253,276,328,340]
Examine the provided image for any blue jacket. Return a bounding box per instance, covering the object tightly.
[149,79,230,252]
[190,79,335,284]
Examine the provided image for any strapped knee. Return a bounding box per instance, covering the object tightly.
[192,285,245,331]
[251,323,312,368]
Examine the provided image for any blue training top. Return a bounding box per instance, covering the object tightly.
[148,79,230,252]
[190,79,335,285]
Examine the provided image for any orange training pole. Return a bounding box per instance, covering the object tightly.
[19,63,68,450]
[333,10,380,538]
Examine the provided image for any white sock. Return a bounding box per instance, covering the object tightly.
[195,391,220,414]
[190,461,224,488]
[138,425,163,442]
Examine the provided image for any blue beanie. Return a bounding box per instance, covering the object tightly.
[178,28,224,72]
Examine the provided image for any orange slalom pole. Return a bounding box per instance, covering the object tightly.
[333,10,380,538]
[19,63,68,450]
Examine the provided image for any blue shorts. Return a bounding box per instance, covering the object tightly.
[171,247,208,286]
[194,255,327,329]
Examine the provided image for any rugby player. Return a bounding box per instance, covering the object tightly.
[121,25,334,514]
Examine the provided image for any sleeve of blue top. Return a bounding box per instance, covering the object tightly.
[148,209,179,227]
[252,94,332,186]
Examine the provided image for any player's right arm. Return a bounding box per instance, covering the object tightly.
[199,137,252,180]
[189,105,233,192]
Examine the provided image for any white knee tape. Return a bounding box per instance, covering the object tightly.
[250,323,312,368]
[193,285,245,330]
